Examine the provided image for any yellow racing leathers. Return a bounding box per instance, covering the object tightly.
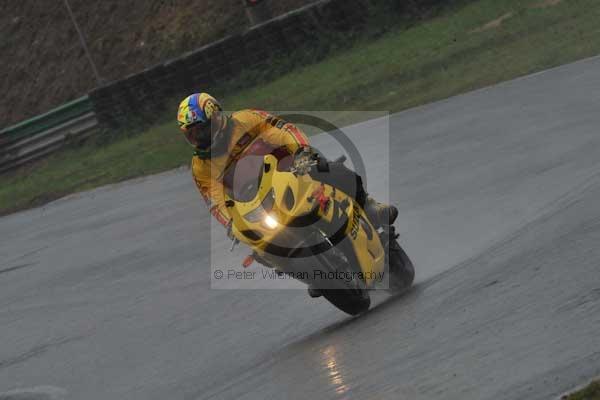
[191,109,309,227]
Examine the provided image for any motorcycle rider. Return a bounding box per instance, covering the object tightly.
[177,93,397,294]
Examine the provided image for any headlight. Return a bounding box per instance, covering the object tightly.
[243,189,275,223]
[264,214,279,229]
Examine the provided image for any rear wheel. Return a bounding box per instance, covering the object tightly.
[384,227,415,292]
[388,242,415,291]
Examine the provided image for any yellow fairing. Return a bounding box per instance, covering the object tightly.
[226,155,385,288]
[319,186,385,287]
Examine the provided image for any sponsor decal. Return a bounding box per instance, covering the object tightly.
[204,100,217,119]
[311,183,331,213]
[350,207,361,240]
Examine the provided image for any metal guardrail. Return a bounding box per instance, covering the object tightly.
[0,0,442,174]
[0,96,98,173]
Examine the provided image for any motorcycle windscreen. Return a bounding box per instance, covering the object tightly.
[223,155,265,203]
[222,139,294,202]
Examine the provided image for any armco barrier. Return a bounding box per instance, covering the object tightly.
[0,96,98,173]
[89,0,454,130]
[89,0,368,130]
[0,0,453,172]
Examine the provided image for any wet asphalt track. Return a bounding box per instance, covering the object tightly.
[2,56,600,400]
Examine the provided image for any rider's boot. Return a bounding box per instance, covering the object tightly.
[365,197,398,228]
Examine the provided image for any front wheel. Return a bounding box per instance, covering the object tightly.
[319,279,371,316]
[313,243,371,316]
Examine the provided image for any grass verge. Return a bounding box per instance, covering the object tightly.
[563,379,600,400]
[2,0,600,215]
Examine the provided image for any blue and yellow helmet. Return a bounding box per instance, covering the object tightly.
[177,93,221,131]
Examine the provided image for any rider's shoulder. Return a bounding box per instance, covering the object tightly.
[231,109,271,122]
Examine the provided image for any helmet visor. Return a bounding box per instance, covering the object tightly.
[182,121,212,148]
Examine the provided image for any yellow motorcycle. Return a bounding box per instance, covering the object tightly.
[224,149,414,315]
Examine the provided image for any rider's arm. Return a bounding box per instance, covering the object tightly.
[245,110,309,156]
[191,158,231,227]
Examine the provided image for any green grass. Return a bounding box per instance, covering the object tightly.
[2,0,600,215]
[563,380,600,400]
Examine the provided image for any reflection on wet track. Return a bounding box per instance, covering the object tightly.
[322,345,350,398]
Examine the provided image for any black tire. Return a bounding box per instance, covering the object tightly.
[320,281,371,316]
[313,242,371,316]
[388,241,415,291]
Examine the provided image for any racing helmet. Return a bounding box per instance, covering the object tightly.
[177,93,226,151]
